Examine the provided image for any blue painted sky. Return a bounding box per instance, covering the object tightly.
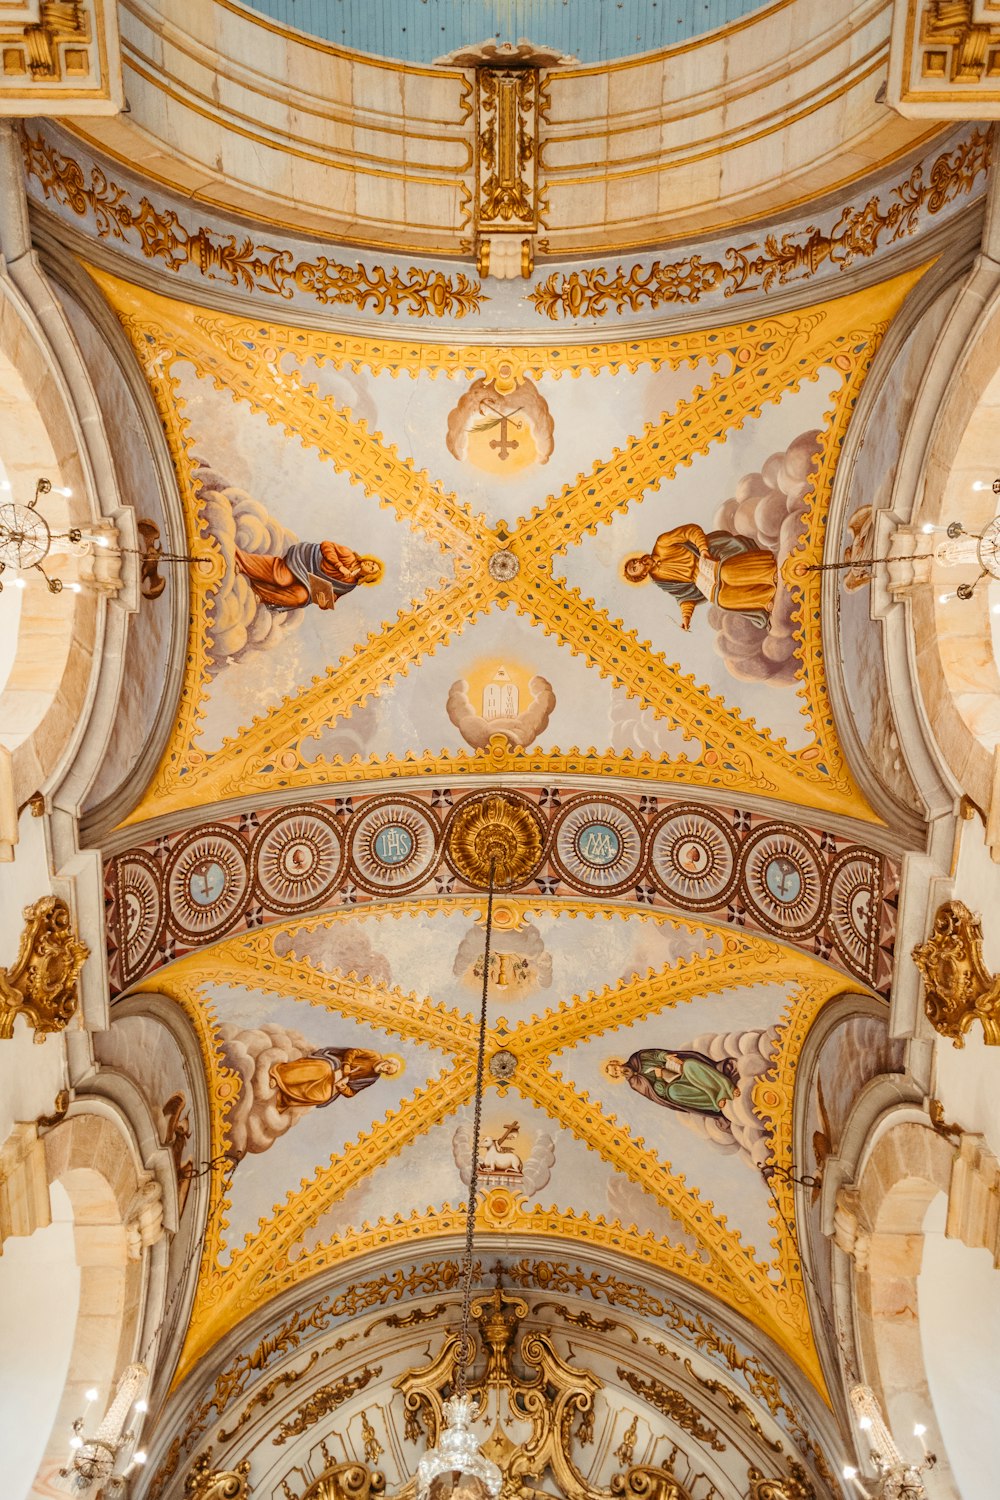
[237,0,773,64]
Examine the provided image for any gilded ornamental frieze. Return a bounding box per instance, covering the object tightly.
[21,124,990,328]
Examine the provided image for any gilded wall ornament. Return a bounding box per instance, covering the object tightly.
[746,1466,813,1500]
[298,1461,387,1500]
[529,131,991,318]
[273,1365,382,1445]
[610,1465,693,1500]
[912,898,1000,1046]
[445,793,544,889]
[184,1449,252,1499]
[615,1370,726,1453]
[0,895,88,1041]
[473,67,539,278]
[19,131,484,318]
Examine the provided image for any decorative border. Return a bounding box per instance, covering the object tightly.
[105,784,897,995]
[19,127,484,319]
[529,129,991,320]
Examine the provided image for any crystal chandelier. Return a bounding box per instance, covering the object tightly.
[415,850,503,1500]
[60,1362,149,1492]
[0,477,82,593]
[841,1385,936,1500]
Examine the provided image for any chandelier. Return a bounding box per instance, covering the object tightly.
[804,474,1000,604]
[416,794,542,1500]
[842,1385,936,1500]
[0,477,82,593]
[60,1362,149,1492]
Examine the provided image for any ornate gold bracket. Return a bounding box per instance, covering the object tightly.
[912,899,1000,1046]
[185,1448,252,1498]
[746,1470,812,1500]
[0,896,88,1042]
[472,67,539,279]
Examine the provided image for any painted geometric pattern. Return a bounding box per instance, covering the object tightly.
[105,785,898,995]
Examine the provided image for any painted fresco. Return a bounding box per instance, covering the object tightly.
[89,266,925,829]
[138,899,855,1385]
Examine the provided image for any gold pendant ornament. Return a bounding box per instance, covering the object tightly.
[445,794,544,889]
[0,896,88,1041]
[912,898,1000,1046]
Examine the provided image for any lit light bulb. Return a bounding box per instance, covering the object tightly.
[69,1436,84,1450]
[991,603,1000,614]
[913,1423,926,1437]
[135,1399,148,1413]
[133,1450,147,1464]
[938,593,951,604]
[0,480,9,490]
[68,582,81,594]
[843,1466,857,1479]
[58,487,73,497]
[859,1416,873,1430]
[973,481,990,491]
[921,522,935,534]
[85,1388,98,1402]
[12,577,25,590]
[96,536,109,548]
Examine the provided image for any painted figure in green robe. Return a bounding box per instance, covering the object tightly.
[604,1048,740,1118]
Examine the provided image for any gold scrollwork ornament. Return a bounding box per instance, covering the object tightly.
[184,1449,252,1500]
[0,896,88,1042]
[912,899,1000,1046]
[299,1461,387,1500]
[611,1466,693,1500]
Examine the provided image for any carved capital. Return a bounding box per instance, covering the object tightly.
[125,1174,165,1260]
[889,0,1000,117]
[912,899,1000,1046]
[0,0,123,115]
[833,1185,871,1270]
[184,1449,252,1499]
[947,1132,1000,1265]
[0,895,88,1042]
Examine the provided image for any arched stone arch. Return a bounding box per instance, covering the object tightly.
[842,1118,958,1496]
[909,276,1000,817]
[23,1106,160,1494]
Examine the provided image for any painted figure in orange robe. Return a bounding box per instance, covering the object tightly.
[235,539,383,611]
[269,1047,401,1111]
[623,524,777,630]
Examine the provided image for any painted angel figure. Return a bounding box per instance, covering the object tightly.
[623,523,777,630]
[236,539,383,611]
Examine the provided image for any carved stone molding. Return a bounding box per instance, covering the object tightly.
[946,1132,1000,1265]
[0,0,122,115]
[0,895,88,1041]
[0,1121,50,1249]
[472,67,539,279]
[184,1449,252,1499]
[912,898,1000,1046]
[889,0,1000,116]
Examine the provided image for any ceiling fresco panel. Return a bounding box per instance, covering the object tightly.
[88,264,927,829]
[132,901,861,1392]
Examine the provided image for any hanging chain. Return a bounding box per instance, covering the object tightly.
[455,856,497,1398]
[800,551,936,573]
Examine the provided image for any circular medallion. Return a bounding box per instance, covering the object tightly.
[165,828,250,940]
[551,797,644,894]
[648,806,738,909]
[115,852,162,980]
[827,851,880,972]
[349,798,440,894]
[252,807,344,913]
[445,793,544,889]
[488,549,520,582]
[741,826,823,932]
